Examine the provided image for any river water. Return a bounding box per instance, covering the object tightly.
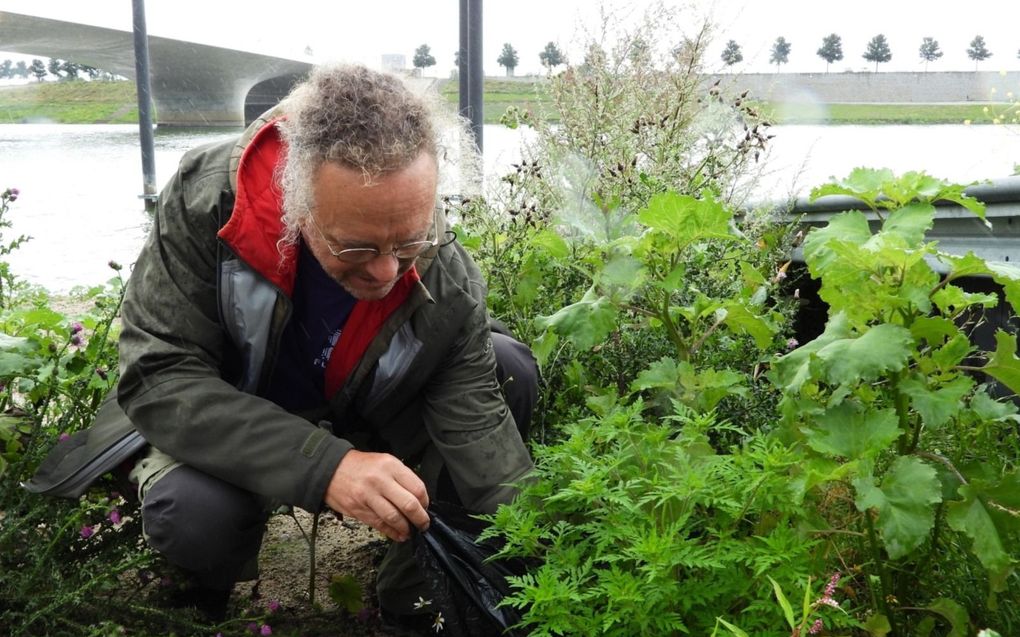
[0,122,1017,293]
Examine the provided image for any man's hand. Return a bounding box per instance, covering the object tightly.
[324,449,430,542]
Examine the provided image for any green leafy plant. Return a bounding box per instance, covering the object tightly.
[457,5,789,441]
[770,168,1020,633]
[531,189,792,420]
[0,187,162,636]
[485,402,818,636]
[0,187,30,307]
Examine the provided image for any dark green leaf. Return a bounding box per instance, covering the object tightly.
[816,324,913,386]
[803,402,900,460]
[717,302,775,349]
[898,376,973,429]
[946,484,1012,590]
[922,598,969,637]
[328,574,364,613]
[535,287,618,351]
[854,456,941,558]
[980,330,1020,395]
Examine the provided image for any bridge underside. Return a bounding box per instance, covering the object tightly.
[0,11,312,126]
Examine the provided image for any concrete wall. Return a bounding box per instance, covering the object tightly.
[710,71,1020,104]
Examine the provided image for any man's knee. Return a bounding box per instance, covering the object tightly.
[491,332,539,439]
[142,464,267,581]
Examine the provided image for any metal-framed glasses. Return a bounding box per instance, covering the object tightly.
[307,211,439,265]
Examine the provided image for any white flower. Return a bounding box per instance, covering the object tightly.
[413,596,433,610]
[432,612,446,633]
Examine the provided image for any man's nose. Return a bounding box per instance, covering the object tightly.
[363,251,400,281]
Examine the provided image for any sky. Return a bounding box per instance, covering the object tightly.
[1,0,1019,76]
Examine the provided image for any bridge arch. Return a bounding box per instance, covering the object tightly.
[0,10,312,127]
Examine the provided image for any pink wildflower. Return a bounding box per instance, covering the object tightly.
[267,599,280,613]
[823,572,840,598]
[58,432,71,442]
[260,625,272,636]
[786,337,799,350]
[809,618,824,634]
[108,509,122,525]
[79,524,94,539]
[70,334,83,347]
[70,322,84,335]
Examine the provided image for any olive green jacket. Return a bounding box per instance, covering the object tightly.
[28,114,532,514]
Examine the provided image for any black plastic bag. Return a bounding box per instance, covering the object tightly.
[412,501,528,637]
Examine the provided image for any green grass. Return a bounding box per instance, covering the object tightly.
[0,80,139,124]
[2,77,1016,126]
[437,78,557,123]
[764,101,1020,125]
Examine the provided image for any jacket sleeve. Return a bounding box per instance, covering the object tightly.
[419,250,534,514]
[116,148,351,512]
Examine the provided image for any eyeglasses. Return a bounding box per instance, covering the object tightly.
[307,210,439,265]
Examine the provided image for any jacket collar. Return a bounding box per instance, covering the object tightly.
[217,118,297,295]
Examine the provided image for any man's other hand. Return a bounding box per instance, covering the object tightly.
[324,450,430,542]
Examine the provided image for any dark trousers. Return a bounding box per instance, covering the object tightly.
[141,332,537,591]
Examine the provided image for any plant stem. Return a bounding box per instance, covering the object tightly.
[308,512,319,604]
[864,511,898,635]
[893,372,911,454]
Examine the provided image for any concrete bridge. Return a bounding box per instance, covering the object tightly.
[0,10,313,126]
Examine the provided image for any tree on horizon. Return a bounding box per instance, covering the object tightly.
[412,44,437,76]
[497,43,519,77]
[539,41,566,72]
[816,34,843,73]
[721,40,743,67]
[29,58,46,81]
[966,35,992,70]
[918,37,943,72]
[863,34,892,72]
[769,36,791,72]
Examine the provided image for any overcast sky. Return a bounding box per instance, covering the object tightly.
[1,1,1019,76]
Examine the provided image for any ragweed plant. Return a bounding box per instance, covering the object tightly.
[484,403,819,637]
[770,168,1020,634]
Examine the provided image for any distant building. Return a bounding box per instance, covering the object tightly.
[381,54,406,72]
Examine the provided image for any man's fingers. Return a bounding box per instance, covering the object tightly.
[326,450,431,538]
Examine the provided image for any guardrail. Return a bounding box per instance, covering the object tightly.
[787,175,1020,270]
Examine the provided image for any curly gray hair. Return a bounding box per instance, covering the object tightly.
[276,64,442,248]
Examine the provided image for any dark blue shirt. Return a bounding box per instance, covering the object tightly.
[266,241,356,412]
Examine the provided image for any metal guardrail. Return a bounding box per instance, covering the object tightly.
[787,175,1020,270]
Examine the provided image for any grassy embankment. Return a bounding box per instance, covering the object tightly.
[0,80,139,123]
[0,78,1014,125]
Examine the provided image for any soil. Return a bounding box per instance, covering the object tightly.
[229,509,417,637]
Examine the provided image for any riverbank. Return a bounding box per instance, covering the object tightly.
[0,78,1014,126]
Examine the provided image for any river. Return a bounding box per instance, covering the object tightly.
[0,122,1017,293]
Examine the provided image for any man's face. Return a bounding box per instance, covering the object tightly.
[302,152,438,300]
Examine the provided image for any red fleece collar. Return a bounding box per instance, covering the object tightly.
[218,119,297,295]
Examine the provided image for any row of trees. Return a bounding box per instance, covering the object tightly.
[722,34,1019,72]
[412,41,567,77]
[0,58,115,82]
